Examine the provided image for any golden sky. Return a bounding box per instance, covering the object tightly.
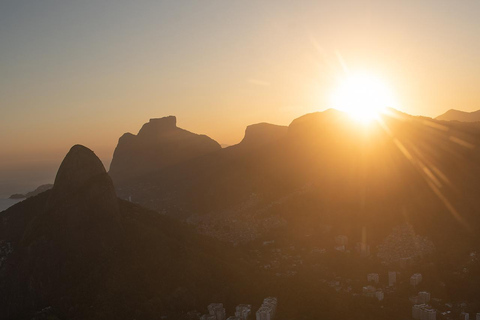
[1,1,480,168]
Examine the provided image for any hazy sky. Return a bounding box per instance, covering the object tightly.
[1,0,480,193]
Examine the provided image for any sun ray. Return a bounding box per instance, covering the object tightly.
[331,73,397,123]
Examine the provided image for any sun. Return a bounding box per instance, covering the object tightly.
[330,73,397,123]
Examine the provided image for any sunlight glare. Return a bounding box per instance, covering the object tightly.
[331,73,397,123]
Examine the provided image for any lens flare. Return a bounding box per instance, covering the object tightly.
[331,73,397,123]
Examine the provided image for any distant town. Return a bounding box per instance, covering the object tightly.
[171,222,480,320]
[182,226,478,320]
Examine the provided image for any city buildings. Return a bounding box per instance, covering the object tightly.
[410,273,423,286]
[412,304,423,319]
[204,299,274,320]
[355,242,370,257]
[460,312,469,320]
[412,304,436,320]
[418,292,431,304]
[208,303,226,320]
[410,291,431,304]
[256,297,277,320]
[423,307,437,320]
[256,307,272,320]
[263,297,277,317]
[388,271,397,286]
[335,235,348,246]
[235,304,251,320]
[375,290,384,301]
[362,285,376,298]
[367,273,379,284]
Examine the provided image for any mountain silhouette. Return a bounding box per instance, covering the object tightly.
[436,109,480,122]
[0,145,254,319]
[238,123,288,148]
[9,184,53,199]
[109,110,480,251]
[4,112,480,319]
[109,116,221,184]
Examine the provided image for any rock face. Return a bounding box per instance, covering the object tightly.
[238,123,288,148]
[50,145,107,195]
[436,109,480,122]
[109,116,221,183]
[46,145,119,216]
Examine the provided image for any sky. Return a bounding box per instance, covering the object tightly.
[1,0,480,195]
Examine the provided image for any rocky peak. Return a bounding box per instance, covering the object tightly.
[2,146,124,317]
[46,145,119,218]
[137,116,177,138]
[288,109,345,130]
[239,123,288,147]
[51,145,107,195]
[109,116,221,183]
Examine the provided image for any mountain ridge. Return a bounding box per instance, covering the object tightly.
[108,109,480,250]
[436,109,480,122]
[109,116,222,183]
[9,184,53,199]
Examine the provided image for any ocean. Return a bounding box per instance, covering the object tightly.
[0,198,23,212]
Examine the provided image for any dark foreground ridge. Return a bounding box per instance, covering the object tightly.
[0,145,255,320]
